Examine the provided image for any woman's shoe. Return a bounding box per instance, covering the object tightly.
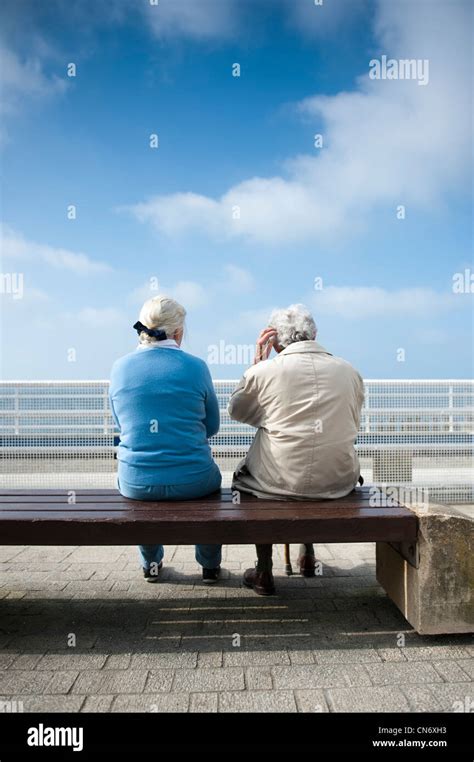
[202,567,221,584]
[143,561,163,582]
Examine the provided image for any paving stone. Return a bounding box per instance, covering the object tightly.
[189,692,218,713]
[294,689,330,713]
[423,683,474,712]
[172,668,245,692]
[197,651,223,668]
[223,649,290,667]
[272,664,372,690]
[131,652,197,670]
[9,654,43,670]
[13,548,74,563]
[44,671,79,694]
[376,648,407,663]
[72,670,148,694]
[401,687,444,712]
[12,634,98,651]
[432,660,473,682]
[0,654,17,670]
[66,548,126,563]
[365,662,443,685]
[288,649,315,665]
[103,654,132,670]
[0,548,25,562]
[64,581,115,592]
[91,570,113,581]
[219,690,297,712]
[456,659,474,678]
[327,687,410,712]
[245,667,273,691]
[1,695,85,712]
[36,653,107,671]
[80,695,114,712]
[112,694,189,712]
[313,647,382,664]
[402,646,472,661]
[0,671,54,695]
[144,670,174,692]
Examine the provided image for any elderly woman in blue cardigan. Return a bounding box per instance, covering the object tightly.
[109,295,222,583]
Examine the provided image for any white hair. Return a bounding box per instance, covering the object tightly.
[137,295,186,345]
[269,303,317,348]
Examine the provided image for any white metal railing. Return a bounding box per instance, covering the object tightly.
[0,380,473,502]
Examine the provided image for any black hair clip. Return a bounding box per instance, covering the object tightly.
[133,321,167,341]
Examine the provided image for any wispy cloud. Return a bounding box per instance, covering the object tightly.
[1,225,113,275]
[234,285,459,331]
[128,278,207,309]
[311,286,457,319]
[125,0,471,245]
[285,0,368,39]
[128,264,255,309]
[142,0,239,40]
[223,264,256,293]
[0,42,67,144]
[77,307,124,325]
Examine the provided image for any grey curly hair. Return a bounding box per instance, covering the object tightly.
[268,304,317,348]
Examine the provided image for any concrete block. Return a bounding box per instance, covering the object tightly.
[376,503,473,634]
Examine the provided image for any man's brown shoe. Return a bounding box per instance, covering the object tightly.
[298,554,316,577]
[243,567,276,596]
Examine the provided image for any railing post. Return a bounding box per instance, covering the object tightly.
[14,386,19,436]
[103,384,109,436]
[448,383,454,434]
[364,384,370,433]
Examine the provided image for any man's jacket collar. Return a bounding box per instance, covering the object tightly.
[279,340,332,356]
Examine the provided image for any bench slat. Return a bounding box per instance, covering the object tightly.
[0,513,416,545]
[0,486,417,545]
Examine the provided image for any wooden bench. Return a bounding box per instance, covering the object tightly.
[0,486,417,549]
[3,487,471,637]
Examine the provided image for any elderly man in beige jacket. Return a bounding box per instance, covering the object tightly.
[228,304,364,595]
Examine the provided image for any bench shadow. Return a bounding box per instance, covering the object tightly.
[1,558,473,655]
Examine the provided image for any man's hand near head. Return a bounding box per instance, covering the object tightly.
[254,327,282,364]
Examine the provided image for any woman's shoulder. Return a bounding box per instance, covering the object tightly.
[179,350,210,374]
[110,349,141,378]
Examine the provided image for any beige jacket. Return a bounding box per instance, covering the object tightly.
[228,340,364,500]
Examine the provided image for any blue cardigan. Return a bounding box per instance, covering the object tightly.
[109,346,220,485]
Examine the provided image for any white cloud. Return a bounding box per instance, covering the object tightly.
[128,265,255,308]
[170,280,207,308]
[232,285,459,329]
[126,0,471,245]
[128,193,222,238]
[77,307,124,325]
[286,0,367,38]
[223,264,255,292]
[1,225,112,275]
[142,0,239,40]
[128,278,207,309]
[19,286,49,302]
[0,43,67,143]
[311,286,457,319]
[238,307,277,332]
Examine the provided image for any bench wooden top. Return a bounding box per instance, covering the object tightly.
[0,486,417,545]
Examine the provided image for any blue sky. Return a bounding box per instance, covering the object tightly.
[1,0,472,380]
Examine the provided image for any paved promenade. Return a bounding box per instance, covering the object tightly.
[0,542,472,713]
